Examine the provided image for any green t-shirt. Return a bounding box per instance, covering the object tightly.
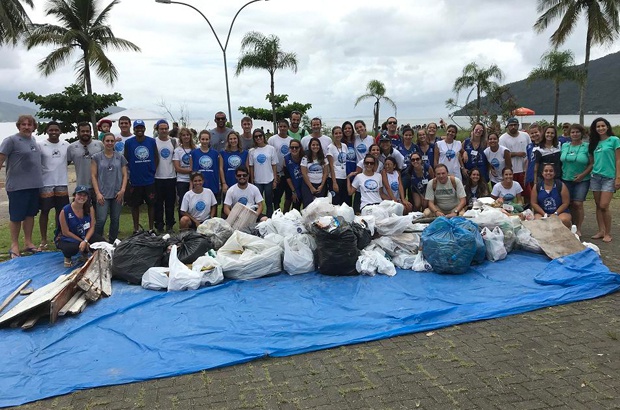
[560,142,590,181]
[288,128,307,141]
[592,136,620,178]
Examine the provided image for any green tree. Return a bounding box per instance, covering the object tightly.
[534,0,620,124]
[527,49,584,127]
[235,31,298,132]
[354,80,397,136]
[238,94,311,124]
[0,0,33,45]
[19,83,122,136]
[450,62,504,123]
[25,0,140,135]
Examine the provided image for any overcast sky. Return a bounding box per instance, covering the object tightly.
[1,0,619,127]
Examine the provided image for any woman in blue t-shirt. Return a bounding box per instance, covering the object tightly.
[283,139,304,210]
[191,130,221,197]
[531,163,571,228]
[416,128,434,169]
[461,122,488,182]
[409,152,434,212]
[219,130,248,198]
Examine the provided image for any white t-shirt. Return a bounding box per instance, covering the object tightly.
[357,158,383,173]
[484,145,510,184]
[39,139,69,187]
[499,131,531,173]
[301,134,332,153]
[223,183,263,209]
[181,188,217,222]
[114,133,133,153]
[436,140,463,180]
[155,138,176,179]
[326,143,348,180]
[352,172,383,209]
[491,181,523,202]
[267,134,293,174]
[173,146,192,182]
[354,135,375,162]
[248,145,277,184]
[383,170,401,199]
[300,157,328,184]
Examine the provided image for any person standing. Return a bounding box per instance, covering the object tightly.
[326,126,349,206]
[239,116,254,150]
[91,132,128,243]
[288,110,308,141]
[248,128,277,217]
[124,119,158,232]
[461,122,488,181]
[434,124,463,181]
[38,121,70,250]
[268,119,293,212]
[283,139,304,211]
[153,119,177,233]
[301,117,332,152]
[375,116,402,147]
[0,115,43,258]
[173,127,195,221]
[209,111,233,152]
[219,130,248,198]
[300,137,329,207]
[67,122,104,203]
[114,115,133,153]
[499,117,531,189]
[191,130,221,201]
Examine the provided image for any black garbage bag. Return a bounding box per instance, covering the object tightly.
[163,230,211,266]
[351,222,372,250]
[112,231,167,284]
[310,217,359,276]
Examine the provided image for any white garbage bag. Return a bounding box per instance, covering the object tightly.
[264,232,285,249]
[283,234,316,275]
[391,252,417,270]
[192,255,224,286]
[216,231,283,280]
[516,227,543,254]
[168,245,203,291]
[302,196,336,226]
[378,200,404,216]
[411,252,433,272]
[356,246,396,277]
[361,204,389,220]
[141,267,170,290]
[256,218,278,237]
[271,209,306,236]
[375,214,414,236]
[582,242,601,256]
[336,203,355,223]
[481,227,507,262]
[197,218,234,250]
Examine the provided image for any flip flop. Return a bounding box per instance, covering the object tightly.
[22,247,40,254]
[38,243,49,251]
[9,250,21,259]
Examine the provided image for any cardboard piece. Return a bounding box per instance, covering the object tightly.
[522,216,585,259]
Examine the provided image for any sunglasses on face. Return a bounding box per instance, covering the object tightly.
[253,134,264,139]
[364,161,375,165]
[215,117,226,121]
[412,158,421,162]
[236,173,248,178]
[387,121,397,125]
[290,146,300,150]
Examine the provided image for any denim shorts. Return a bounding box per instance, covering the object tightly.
[562,179,590,202]
[589,173,615,193]
[8,188,40,222]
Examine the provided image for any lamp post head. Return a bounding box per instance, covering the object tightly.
[155,0,171,3]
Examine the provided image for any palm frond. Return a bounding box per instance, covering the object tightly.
[38,45,74,76]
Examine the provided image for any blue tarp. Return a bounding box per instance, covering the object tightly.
[0,249,618,407]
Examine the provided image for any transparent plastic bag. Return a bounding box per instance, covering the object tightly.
[481,227,507,262]
[192,255,224,286]
[168,245,202,291]
[283,234,316,275]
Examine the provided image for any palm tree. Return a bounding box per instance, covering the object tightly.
[527,49,584,127]
[235,31,298,132]
[452,62,504,123]
[534,0,620,125]
[0,0,33,45]
[25,0,140,134]
[354,80,397,135]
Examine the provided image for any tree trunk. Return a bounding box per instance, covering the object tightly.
[270,71,276,134]
[554,81,560,128]
[83,50,97,138]
[373,99,380,136]
[476,85,481,123]
[579,29,592,125]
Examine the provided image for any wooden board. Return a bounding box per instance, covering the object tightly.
[49,254,95,324]
[227,203,258,231]
[0,279,32,315]
[523,216,585,259]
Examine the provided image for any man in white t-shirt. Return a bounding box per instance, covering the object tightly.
[301,117,332,152]
[223,165,267,221]
[114,115,133,153]
[154,119,177,233]
[38,121,70,249]
[268,119,294,212]
[425,164,467,217]
[499,117,531,189]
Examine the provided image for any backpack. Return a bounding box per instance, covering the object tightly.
[432,175,457,191]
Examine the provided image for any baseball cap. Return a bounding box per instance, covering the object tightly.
[97,119,112,130]
[155,119,169,128]
[379,135,392,142]
[74,185,89,195]
[507,117,519,125]
[133,119,146,128]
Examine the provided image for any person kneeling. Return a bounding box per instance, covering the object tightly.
[531,163,572,228]
[222,165,268,222]
[180,172,218,230]
[424,164,467,217]
[56,185,105,267]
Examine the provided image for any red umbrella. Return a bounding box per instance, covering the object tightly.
[512,107,535,116]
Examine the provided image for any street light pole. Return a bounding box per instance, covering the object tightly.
[155,0,266,125]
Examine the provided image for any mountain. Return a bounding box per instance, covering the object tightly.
[0,103,126,122]
[454,51,620,116]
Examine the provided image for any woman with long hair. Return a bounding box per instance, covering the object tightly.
[327,126,350,206]
[173,127,195,219]
[464,167,490,207]
[219,130,248,198]
[410,152,434,212]
[434,124,463,180]
[300,137,328,207]
[491,168,523,205]
[416,128,434,169]
[531,163,572,228]
[342,121,358,182]
[397,125,418,201]
[484,132,511,186]
[283,139,304,210]
[347,154,383,211]
[190,130,221,198]
[248,128,277,217]
[588,117,620,242]
[461,122,488,181]
[533,125,562,185]
[560,123,592,236]
[381,157,412,213]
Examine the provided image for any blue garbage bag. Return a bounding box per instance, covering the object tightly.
[421,217,477,274]
[451,217,486,264]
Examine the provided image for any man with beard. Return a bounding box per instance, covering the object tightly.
[375,116,402,147]
[67,122,104,203]
[125,120,159,232]
[38,121,70,250]
[222,165,266,221]
[301,117,332,152]
[288,110,307,141]
[499,117,531,191]
[209,111,233,152]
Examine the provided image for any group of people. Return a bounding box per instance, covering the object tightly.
[1,111,617,266]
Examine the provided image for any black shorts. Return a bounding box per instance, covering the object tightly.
[127,184,156,207]
[8,188,40,222]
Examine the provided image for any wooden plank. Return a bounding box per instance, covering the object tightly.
[0,279,32,315]
[227,203,258,231]
[21,314,43,330]
[49,254,95,324]
[58,290,84,317]
[67,294,88,315]
[99,251,112,297]
[523,216,585,260]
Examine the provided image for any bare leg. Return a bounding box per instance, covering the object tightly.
[283,199,292,213]
[9,221,21,256]
[147,205,155,230]
[591,191,605,239]
[571,201,585,236]
[23,216,36,249]
[598,191,613,242]
[131,206,140,231]
[39,209,50,246]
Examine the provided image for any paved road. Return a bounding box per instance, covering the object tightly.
[6,202,620,410]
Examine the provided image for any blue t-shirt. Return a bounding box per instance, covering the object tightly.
[191,148,220,194]
[410,163,431,195]
[525,142,537,184]
[345,145,357,175]
[462,138,488,181]
[397,143,419,170]
[283,153,303,197]
[418,143,435,168]
[59,204,91,244]
[125,136,157,186]
[220,150,248,187]
[536,180,567,214]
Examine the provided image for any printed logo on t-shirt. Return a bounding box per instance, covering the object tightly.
[446,149,456,160]
[347,147,356,161]
[543,197,557,210]
[52,149,61,158]
[338,152,347,164]
[390,181,399,191]
[195,200,206,212]
[256,153,267,164]
[280,145,289,155]
[160,148,171,159]
[228,155,242,169]
[182,153,190,166]
[364,179,378,190]
[115,141,124,152]
[356,144,367,154]
[135,146,150,160]
[503,193,515,202]
[238,196,248,205]
[491,158,500,168]
[309,163,322,173]
[199,155,213,170]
